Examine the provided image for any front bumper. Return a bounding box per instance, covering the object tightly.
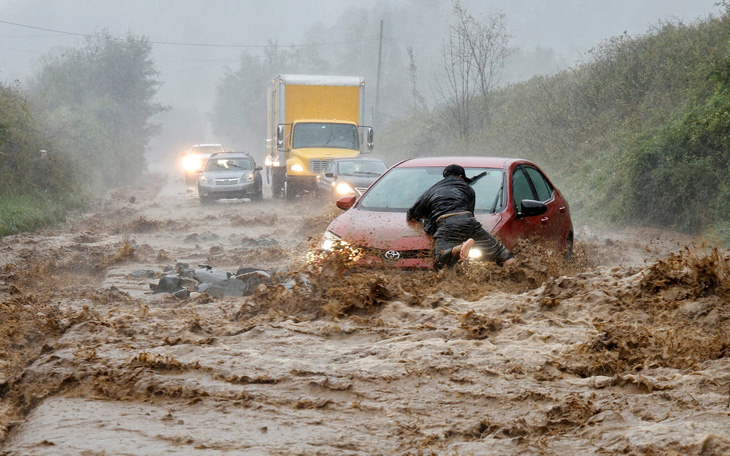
[198,181,257,198]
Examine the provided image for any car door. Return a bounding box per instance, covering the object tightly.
[506,165,544,244]
[522,165,567,245]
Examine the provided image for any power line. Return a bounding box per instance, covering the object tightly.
[0,19,377,49]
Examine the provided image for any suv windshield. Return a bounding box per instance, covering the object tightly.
[337,160,387,176]
[205,157,253,171]
[358,167,505,212]
[292,123,359,150]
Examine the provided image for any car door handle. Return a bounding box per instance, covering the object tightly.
[559,206,566,213]
[541,217,549,224]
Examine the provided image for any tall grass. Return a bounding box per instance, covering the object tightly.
[0,192,86,237]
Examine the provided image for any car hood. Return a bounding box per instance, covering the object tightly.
[202,170,252,179]
[327,208,502,250]
[337,175,381,188]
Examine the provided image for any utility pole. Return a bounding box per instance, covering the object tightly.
[374,19,383,128]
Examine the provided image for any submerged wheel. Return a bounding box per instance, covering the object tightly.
[563,233,574,261]
[271,173,284,199]
[285,180,297,201]
[251,181,263,201]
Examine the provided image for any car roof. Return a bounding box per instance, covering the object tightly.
[210,151,251,158]
[396,156,526,169]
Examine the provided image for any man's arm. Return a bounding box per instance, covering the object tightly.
[407,192,428,222]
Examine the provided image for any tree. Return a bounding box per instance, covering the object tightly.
[211,42,312,155]
[30,31,165,188]
[434,1,511,142]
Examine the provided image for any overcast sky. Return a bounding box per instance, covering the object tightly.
[0,0,722,151]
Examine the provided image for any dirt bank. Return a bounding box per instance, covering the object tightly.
[0,172,728,455]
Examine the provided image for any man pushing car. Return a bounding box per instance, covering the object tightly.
[406,164,516,269]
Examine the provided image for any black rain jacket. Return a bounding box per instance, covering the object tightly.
[406,176,475,235]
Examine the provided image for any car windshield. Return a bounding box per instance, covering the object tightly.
[192,145,223,155]
[292,122,359,150]
[205,157,252,171]
[358,166,505,212]
[337,160,387,176]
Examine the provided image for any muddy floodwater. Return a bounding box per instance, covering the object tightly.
[1,170,729,455]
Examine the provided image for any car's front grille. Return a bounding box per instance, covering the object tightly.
[360,248,431,261]
[309,159,329,174]
[214,178,239,185]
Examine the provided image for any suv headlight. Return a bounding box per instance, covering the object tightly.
[246,172,255,182]
[199,175,209,184]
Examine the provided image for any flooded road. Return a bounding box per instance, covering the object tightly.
[1,171,729,455]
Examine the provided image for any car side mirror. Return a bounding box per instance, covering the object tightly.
[325,172,334,178]
[336,195,356,210]
[363,126,374,152]
[517,199,547,219]
[195,169,203,174]
[254,166,263,171]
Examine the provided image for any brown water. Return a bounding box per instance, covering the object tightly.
[0,171,728,455]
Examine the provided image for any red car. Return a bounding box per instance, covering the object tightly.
[321,156,573,268]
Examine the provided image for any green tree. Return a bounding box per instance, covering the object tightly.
[30,31,165,189]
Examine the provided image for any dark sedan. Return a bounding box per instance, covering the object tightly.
[317,158,388,200]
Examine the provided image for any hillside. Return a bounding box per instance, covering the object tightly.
[381,12,730,242]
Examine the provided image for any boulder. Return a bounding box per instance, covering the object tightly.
[130,269,155,279]
[153,276,182,294]
[194,267,230,286]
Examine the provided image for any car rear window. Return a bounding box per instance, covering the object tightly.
[358,166,504,212]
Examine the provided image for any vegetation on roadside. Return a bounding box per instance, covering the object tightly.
[0,83,83,236]
[0,32,164,237]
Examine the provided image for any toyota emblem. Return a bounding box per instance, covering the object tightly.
[384,250,401,261]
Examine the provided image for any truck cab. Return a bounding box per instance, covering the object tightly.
[265,75,374,200]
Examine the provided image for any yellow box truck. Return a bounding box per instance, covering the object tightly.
[265,74,373,200]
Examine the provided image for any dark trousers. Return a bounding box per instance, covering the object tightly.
[433,214,512,269]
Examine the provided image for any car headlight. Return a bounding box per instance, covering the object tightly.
[468,248,483,260]
[246,172,255,182]
[290,164,304,173]
[199,175,209,184]
[335,182,355,195]
[183,155,203,173]
[321,230,345,251]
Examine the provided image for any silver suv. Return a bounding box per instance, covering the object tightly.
[197,152,263,203]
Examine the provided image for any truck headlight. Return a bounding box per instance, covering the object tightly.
[265,156,280,167]
[335,182,355,195]
[290,164,304,173]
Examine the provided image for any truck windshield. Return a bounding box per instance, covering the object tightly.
[292,123,359,150]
